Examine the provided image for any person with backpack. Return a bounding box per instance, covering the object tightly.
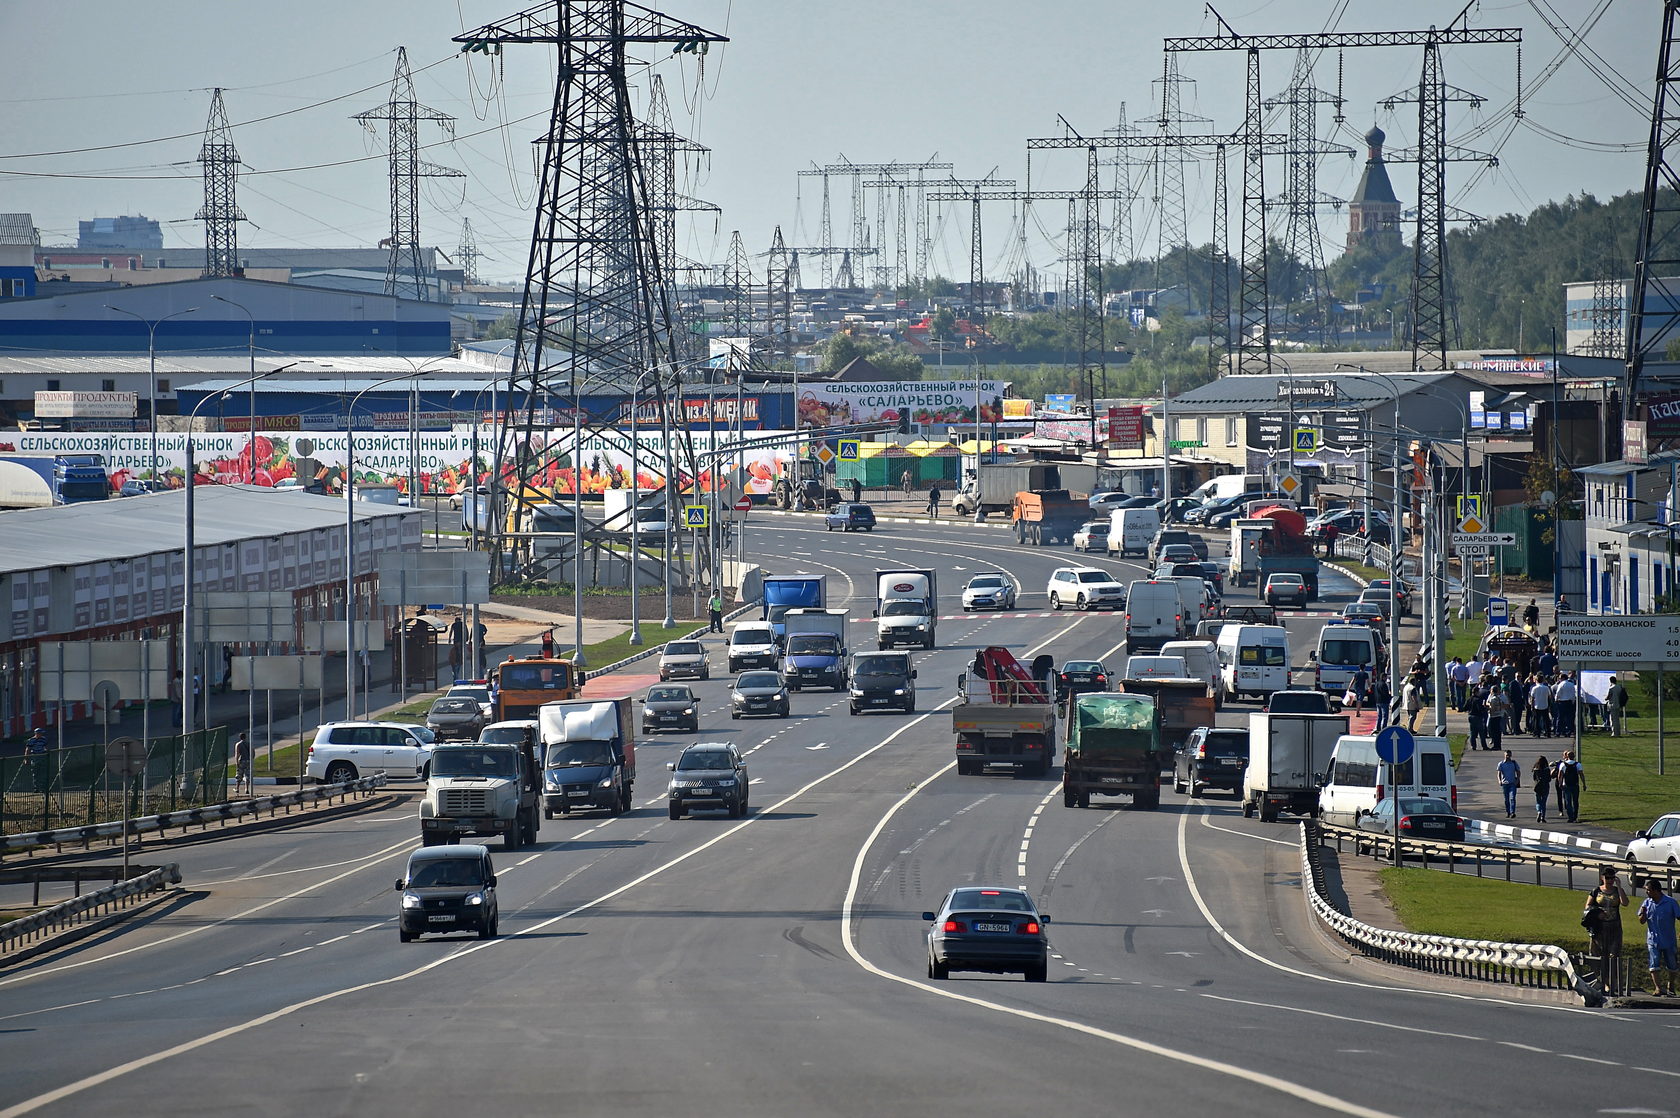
[1606,675,1628,737]
[1486,685,1509,752]
[1554,750,1586,823]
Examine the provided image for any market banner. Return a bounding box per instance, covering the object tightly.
[795,379,1011,429]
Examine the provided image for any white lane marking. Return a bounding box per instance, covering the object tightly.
[0,687,973,1118]
[1175,804,1609,1016]
[1198,808,1297,847]
[839,769,1401,1118]
[1198,993,1485,1042]
[1017,787,1059,878]
[0,834,419,994]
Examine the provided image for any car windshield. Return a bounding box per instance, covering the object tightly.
[449,688,490,704]
[678,751,734,771]
[881,600,925,616]
[737,672,781,689]
[854,659,904,678]
[431,698,479,714]
[1074,570,1112,584]
[1398,798,1452,814]
[547,741,615,767]
[949,888,1033,913]
[666,643,703,657]
[1063,661,1103,674]
[479,726,530,745]
[647,686,692,703]
[731,630,772,647]
[431,749,515,777]
[408,858,487,889]
[787,634,839,654]
[1320,639,1372,666]
[968,576,1005,589]
[499,664,571,691]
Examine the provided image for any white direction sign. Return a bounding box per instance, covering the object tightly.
[1557,614,1680,669]
[1450,532,1516,546]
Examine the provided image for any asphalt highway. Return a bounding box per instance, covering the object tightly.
[2,515,1676,1118]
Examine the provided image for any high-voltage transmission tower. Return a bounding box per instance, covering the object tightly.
[793,166,839,287]
[1167,5,1520,372]
[1138,56,1210,299]
[1208,142,1231,376]
[765,226,793,354]
[1028,123,1286,373]
[821,158,952,286]
[925,175,1018,317]
[1585,260,1625,359]
[1262,50,1354,344]
[354,47,464,301]
[1626,0,1680,407]
[641,72,717,366]
[1101,104,1139,266]
[457,218,482,286]
[456,1,729,584]
[196,88,245,278]
[722,231,754,335]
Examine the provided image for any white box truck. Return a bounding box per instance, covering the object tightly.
[1228,518,1271,588]
[1242,711,1348,822]
[874,568,937,649]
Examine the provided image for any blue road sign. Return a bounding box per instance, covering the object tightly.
[838,439,860,461]
[1486,595,1509,626]
[683,504,709,529]
[1374,725,1416,765]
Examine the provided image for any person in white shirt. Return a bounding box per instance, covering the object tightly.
[1527,677,1552,737]
[1551,672,1578,737]
[1466,657,1485,690]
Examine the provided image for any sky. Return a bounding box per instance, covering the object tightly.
[0,1,1655,288]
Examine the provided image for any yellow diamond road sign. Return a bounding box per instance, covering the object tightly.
[814,444,835,466]
[1459,513,1486,535]
[1277,472,1301,496]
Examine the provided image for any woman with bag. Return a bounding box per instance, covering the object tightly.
[1532,755,1553,823]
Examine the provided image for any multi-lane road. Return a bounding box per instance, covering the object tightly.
[2,515,1675,1117]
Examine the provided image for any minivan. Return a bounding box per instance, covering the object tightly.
[1215,624,1290,701]
[1317,734,1457,827]
[849,650,916,714]
[1159,639,1223,706]
[1107,507,1162,558]
[1157,575,1211,624]
[1123,580,1186,653]
[1310,622,1382,705]
[396,843,498,941]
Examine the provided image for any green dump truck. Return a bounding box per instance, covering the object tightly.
[1062,692,1165,810]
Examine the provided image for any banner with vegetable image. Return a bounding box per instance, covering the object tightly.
[794,379,1022,430]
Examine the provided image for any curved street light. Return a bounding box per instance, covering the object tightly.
[210,294,262,481]
[105,304,198,489]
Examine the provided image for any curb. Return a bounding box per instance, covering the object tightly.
[1465,817,1627,858]
[757,508,1014,531]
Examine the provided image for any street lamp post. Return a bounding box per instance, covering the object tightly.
[181,366,284,738]
[106,304,198,489]
[453,379,501,676]
[210,294,259,481]
[345,372,436,719]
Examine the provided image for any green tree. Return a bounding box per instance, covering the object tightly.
[481,312,518,340]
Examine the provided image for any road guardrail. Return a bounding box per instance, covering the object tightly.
[0,862,181,956]
[1300,821,1601,1005]
[0,774,387,857]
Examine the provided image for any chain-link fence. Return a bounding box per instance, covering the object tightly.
[1,728,229,838]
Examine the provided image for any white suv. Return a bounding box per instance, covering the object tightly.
[306,721,435,783]
[1047,567,1128,612]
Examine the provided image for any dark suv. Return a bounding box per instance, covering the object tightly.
[824,502,877,532]
[667,742,749,818]
[1149,529,1209,564]
[1174,726,1250,797]
[396,844,498,941]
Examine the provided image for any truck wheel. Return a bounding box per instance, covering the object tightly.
[420,831,439,847]
[956,757,977,776]
[1063,785,1078,808]
[503,822,521,850]
[522,811,540,843]
[1259,801,1277,823]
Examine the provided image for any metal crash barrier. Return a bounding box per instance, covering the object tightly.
[1,863,181,955]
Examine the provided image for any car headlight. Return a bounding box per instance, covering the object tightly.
[464,891,486,906]
[716,778,736,787]
[893,689,906,696]
[775,690,788,700]
[681,707,695,715]
[850,689,864,697]
[670,779,695,789]
[402,892,423,909]
[731,692,744,702]
[598,777,615,788]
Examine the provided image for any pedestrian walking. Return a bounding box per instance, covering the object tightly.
[1403,677,1423,732]
[1465,685,1489,751]
[926,484,941,518]
[234,732,252,793]
[1344,664,1369,715]
[1372,673,1392,730]
[1487,685,1509,751]
[708,592,724,634]
[849,477,862,503]
[1532,755,1553,822]
[900,468,912,494]
[1585,866,1629,993]
[1448,657,1469,709]
[220,644,234,693]
[1638,878,1680,996]
[1496,750,1522,819]
[1527,676,1552,737]
[540,628,555,658]
[1606,675,1628,736]
[1523,598,1541,632]
[1552,671,1578,737]
[1555,750,1586,823]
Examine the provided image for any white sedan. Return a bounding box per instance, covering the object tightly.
[961,573,1018,612]
[1628,813,1680,868]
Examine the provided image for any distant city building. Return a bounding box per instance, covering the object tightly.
[0,213,38,300]
[77,214,163,251]
[1345,126,1403,252]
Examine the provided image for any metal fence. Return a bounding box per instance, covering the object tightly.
[0,863,180,955]
[0,728,229,838]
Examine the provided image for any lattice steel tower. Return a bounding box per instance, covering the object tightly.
[196,88,245,278]
[355,47,464,301]
[457,218,482,287]
[1626,0,1680,406]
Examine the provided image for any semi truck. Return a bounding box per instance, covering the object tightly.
[873,567,937,649]
[952,646,1057,776]
[780,608,850,691]
[762,574,828,640]
[0,453,110,509]
[950,459,1099,517]
[537,697,636,817]
[1011,489,1087,546]
[1253,505,1321,601]
[418,740,541,849]
[1061,691,1166,810]
[1241,711,1348,822]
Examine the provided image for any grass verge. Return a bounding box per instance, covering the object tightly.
[1329,559,1385,584]
[1574,728,1680,833]
[1444,620,1485,665]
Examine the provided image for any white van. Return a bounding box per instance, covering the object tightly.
[1160,639,1223,706]
[1157,575,1210,624]
[1187,474,1263,506]
[1216,624,1290,702]
[1310,622,1381,705]
[1108,507,1161,558]
[727,621,781,672]
[1122,654,1188,681]
[1317,734,1457,827]
[1124,579,1186,653]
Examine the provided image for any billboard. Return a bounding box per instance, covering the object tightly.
[34,390,137,418]
[796,379,1010,429]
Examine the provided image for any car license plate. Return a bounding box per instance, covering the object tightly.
[568,790,589,797]
[691,788,713,796]
[1101,776,1124,784]
[870,697,889,704]
[660,714,680,721]
[428,915,453,924]
[1221,758,1243,766]
[975,922,1012,933]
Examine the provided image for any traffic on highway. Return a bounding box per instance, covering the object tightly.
[1,503,1672,1118]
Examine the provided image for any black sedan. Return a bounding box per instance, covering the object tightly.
[925,886,1049,982]
[1057,660,1111,701]
[823,502,876,532]
[1357,796,1467,845]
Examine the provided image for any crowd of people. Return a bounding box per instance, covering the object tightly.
[1436,641,1629,748]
